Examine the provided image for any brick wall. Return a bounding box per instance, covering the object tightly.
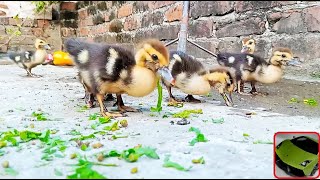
[0,1,77,52]
[75,1,320,77]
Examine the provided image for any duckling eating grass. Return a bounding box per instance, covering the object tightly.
[65,38,173,118]
[162,51,235,107]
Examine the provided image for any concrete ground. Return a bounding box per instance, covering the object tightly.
[0,63,319,179]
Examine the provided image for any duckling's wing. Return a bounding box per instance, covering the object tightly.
[8,50,35,66]
[169,50,205,77]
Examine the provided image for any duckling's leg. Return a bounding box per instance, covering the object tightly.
[26,68,41,78]
[236,80,251,96]
[96,93,123,118]
[85,93,95,108]
[185,94,201,103]
[249,82,268,96]
[165,85,182,104]
[115,94,139,112]
[105,93,115,101]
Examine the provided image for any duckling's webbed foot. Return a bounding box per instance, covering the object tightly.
[115,94,139,112]
[185,95,201,103]
[105,94,115,101]
[168,98,183,106]
[26,68,41,78]
[97,94,124,118]
[249,82,268,96]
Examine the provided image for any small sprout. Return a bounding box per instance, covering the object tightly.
[2,161,9,168]
[192,157,205,164]
[120,119,128,128]
[97,153,104,162]
[131,167,138,174]
[303,98,318,106]
[92,142,103,149]
[70,153,77,159]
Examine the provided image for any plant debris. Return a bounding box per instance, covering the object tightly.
[67,158,108,179]
[189,127,208,146]
[211,118,224,124]
[31,111,48,121]
[303,98,318,106]
[192,157,205,164]
[104,121,119,131]
[131,167,138,174]
[288,97,299,104]
[172,109,203,118]
[253,140,273,144]
[163,155,192,171]
[150,79,163,112]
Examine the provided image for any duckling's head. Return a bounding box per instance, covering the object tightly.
[241,37,256,54]
[35,38,51,50]
[270,47,300,67]
[135,39,170,71]
[204,68,235,107]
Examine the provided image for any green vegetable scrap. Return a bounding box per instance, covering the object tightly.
[150,79,163,112]
[31,111,48,121]
[303,98,318,106]
[288,98,299,104]
[189,127,208,146]
[77,105,89,112]
[67,158,107,179]
[70,134,96,141]
[253,140,273,144]
[212,118,224,124]
[163,155,192,171]
[243,133,250,137]
[103,121,119,131]
[120,146,160,162]
[192,157,205,164]
[172,109,203,118]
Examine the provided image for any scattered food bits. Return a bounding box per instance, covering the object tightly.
[97,153,104,162]
[131,167,138,174]
[92,142,103,149]
[2,161,9,168]
[120,119,128,127]
[70,153,77,159]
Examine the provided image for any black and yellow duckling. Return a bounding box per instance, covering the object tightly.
[216,47,300,95]
[8,38,51,77]
[65,38,173,118]
[162,50,235,107]
[238,37,257,93]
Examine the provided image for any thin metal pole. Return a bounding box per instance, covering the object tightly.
[177,1,189,53]
[165,38,179,47]
[187,39,217,58]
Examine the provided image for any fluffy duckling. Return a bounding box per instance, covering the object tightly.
[241,37,256,54]
[239,37,257,93]
[162,51,235,107]
[65,38,172,118]
[8,38,51,77]
[216,47,300,95]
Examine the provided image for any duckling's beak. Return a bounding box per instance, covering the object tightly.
[241,46,249,53]
[44,44,51,50]
[220,92,233,107]
[157,67,175,86]
[287,58,302,67]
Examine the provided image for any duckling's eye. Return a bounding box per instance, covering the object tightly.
[151,54,158,61]
[248,42,252,45]
[40,41,44,44]
[281,54,286,58]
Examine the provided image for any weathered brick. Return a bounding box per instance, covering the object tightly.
[135,25,180,42]
[20,27,33,35]
[272,12,307,34]
[0,26,5,34]
[124,15,140,31]
[112,1,127,7]
[0,4,8,9]
[217,37,241,54]
[165,4,182,22]
[148,1,175,10]
[116,32,133,43]
[95,24,109,34]
[191,1,234,19]
[32,28,44,37]
[60,11,78,20]
[85,18,94,26]
[87,6,97,16]
[103,34,117,43]
[79,27,89,36]
[93,13,105,25]
[0,17,8,25]
[141,11,163,27]
[11,36,37,45]
[109,19,123,33]
[9,18,21,26]
[303,6,320,32]
[216,17,266,38]
[0,10,6,16]
[118,3,133,18]
[60,2,77,11]
[106,1,113,9]
[63,20,78,28]
[38,19,50,28]
[78,9,88,20]
[62,28,76,37]
[132,1,149,13]
[97,2,107,11]
[272,34,320,61]
[189,19,214,38]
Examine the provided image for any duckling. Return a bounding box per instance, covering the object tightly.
[216,47,300,95]
[238,37,257,93]
[65,38,173,118]
[8,38,51,77]
[162,50,235,107]
[241,37,256,54]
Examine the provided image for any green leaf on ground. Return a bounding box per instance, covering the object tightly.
[163,155,192,171]
[172,109,203,118]
[189,127,208,146]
